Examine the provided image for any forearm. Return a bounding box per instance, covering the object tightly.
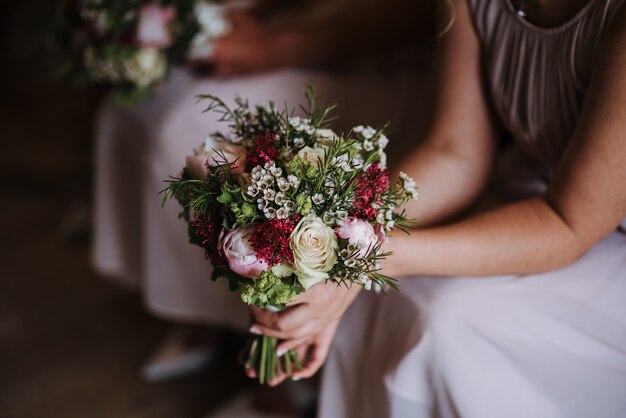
[393,137,494,226]
[388,196,589,277]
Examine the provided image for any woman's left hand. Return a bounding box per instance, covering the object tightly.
[249,281,360,355]
[245,320,339,385]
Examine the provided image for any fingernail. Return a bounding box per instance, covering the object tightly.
[276,348,286,357]
[249,326,262,335]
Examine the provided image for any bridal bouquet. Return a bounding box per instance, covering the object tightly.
[161,87,418,384]
[52,0,230,102]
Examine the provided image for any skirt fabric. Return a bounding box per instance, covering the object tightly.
[318,194,626,417]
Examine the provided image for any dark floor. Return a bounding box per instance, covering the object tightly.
[0,4,251,416]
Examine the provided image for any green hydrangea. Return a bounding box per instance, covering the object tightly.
[295,194,312,215]
[239,270,302,309]
[287,159,318,181]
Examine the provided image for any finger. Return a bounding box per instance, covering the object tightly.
[292,338,332,380]
[250,320,319,341]
[249,306,280,328]
[276,337,308,357]
[268,371,288,387]
[246,366,257,378]
[273,304,312,332]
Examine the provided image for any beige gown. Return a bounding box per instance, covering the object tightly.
[318,0,626,417]
[92,56,430,329]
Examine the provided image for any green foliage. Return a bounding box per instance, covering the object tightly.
[240,270,303,310]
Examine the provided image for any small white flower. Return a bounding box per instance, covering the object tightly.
[288,175,300,188]
[336,210,348,220]
[363,126,377,139]
[312,193,325,205]
[277,177,290,191]
[271,166,282,177]
[275,192,285,205]
[263,189,276,201]
[386,220,395,230]
[363,140,374,151]
[351,158,364,169]
[251,168,263,181]
[376,134,389,149]
[257,199,267,210]
[276,208,288,219]
[344,259,358,268]
[386,209,394,220]
[247,185,259,197]
[294,137,305,148]
[376,212,386,224]
[264,207,277,219]
[284,200,295,210]
[399,171,419,200]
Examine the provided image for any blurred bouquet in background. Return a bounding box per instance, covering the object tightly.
[162,86,418,384]
[51,0,232,103]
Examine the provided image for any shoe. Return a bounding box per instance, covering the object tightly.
[140,329,216,383]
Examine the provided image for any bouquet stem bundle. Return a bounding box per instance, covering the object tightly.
[246,336,301,384]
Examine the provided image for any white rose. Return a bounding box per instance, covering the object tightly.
[290,214,338,289]
[123,48,167,88]
[185,137,247,179]
[295,146,326,165]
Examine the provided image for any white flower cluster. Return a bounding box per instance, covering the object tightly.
[247,161,297,220]
[321,209,349,226]
[288,117,315,135]
[330,153,364,172]
[353,125,389,169]
[399,171,419,200]
[375,206,396,231]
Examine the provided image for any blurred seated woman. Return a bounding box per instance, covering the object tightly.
[249,0,626,416]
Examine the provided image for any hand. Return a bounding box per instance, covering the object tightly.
[244,321,339,385]
[249,281,360,355]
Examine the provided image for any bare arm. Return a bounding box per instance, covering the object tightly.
[392,0,499,226]
[386,4,626,277]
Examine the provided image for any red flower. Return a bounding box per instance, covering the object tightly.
[351,163,389,220]
[189,213,227,268]
[247,130,278,169]
[250,216,301,266]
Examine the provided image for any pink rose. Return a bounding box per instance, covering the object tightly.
[185,140,247,179]
[336,218,383,258]
[136,4,176,48]
[222,225,268,278]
